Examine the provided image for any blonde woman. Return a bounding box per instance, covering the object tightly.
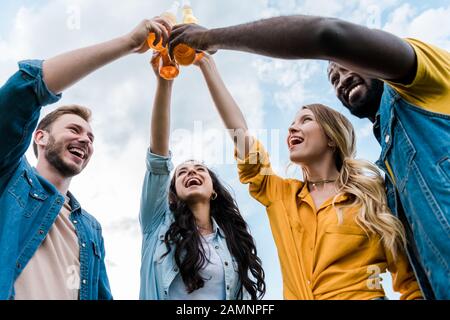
[194,54,423,300]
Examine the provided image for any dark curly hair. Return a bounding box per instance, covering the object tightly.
[162,166,266,300]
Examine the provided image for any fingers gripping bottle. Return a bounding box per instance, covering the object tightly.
[147,2,179,51]
[173,1,200,66]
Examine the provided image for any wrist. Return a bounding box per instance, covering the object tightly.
[157,79,173,88]
[204,29,219,51]
[120,34,138,54]
[199,56,215,72]
[199,29,214,51]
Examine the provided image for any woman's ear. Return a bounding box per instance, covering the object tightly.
[328,139,336,148]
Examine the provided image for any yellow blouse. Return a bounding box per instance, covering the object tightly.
[236,139,423,300]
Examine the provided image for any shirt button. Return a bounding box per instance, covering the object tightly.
[226,285,230,290]
[164,290,168,295]
[16,262,21,269]
[385,135,390,144]
[174,268,178,272]
[82,243,86,248]
[215,246,219,250]
[82,279,87,285]
[73,220,78,224]
[307,280,311,285]
[224,261,229,266]
[38,229,44,235]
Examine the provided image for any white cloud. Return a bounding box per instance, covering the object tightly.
[274,82,309,111]
[357,122,374,139]
[384,4,450,49]
[252,58,321,112]
[383,3,417,36]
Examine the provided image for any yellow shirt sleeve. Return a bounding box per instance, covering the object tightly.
[235,138,286,207]
[385,38,450,115]
[385,246,423,300]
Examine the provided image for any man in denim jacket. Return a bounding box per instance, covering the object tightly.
[170,15,449,299]
[0,17,172,300]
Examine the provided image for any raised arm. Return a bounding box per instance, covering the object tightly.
[139,52,174,234]
[195,55,287,206]
[149,52,173,156]
[43,17,171,94]
[195,54,253,159]
[170,15,416,82]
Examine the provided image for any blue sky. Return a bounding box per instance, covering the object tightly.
[1,0,449,300]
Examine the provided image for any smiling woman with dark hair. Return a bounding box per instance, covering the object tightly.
[138,52,265,300]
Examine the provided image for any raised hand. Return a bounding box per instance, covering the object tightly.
[127,17,172,54]
[168,23,213,59]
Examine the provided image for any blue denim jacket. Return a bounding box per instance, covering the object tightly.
[139,150,249,300]
[374,84,450,300]
[0,60,112,300]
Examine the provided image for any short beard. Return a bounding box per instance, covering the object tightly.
[343,79,384,120]
[45,135,81,178]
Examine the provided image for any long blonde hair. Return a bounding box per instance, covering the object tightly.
[302,104,406,259]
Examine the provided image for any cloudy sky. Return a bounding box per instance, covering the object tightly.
[1,0,449,300]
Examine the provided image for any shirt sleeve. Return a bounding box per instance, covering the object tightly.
[386,246,423,300]
[139,149,174,235]
[0,59,61,175]
[235,138,286,207]
[385,38,450,115]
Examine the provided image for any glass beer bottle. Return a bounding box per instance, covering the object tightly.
[173,1,199,66]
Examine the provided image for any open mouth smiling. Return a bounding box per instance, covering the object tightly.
[185,177,203,188]
[68,145,87,160]
[288,136,304,150]
[345,82,364,103]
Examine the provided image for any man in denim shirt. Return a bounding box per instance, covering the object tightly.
[0,17,172,300]
[170,15,449,299]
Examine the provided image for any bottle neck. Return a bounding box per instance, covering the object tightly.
[183,6,197,24]
[161,12,177,26]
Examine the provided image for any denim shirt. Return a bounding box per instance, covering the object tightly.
[139,150,249,300]
[374,84,450,299]
[0,60,112,300]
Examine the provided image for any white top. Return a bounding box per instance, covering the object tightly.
[168,233,226,300]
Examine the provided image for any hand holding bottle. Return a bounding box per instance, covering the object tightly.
[147,2,179,52]
[171,2,200,66]
[169,24,215,59]
[126,17,172,54]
